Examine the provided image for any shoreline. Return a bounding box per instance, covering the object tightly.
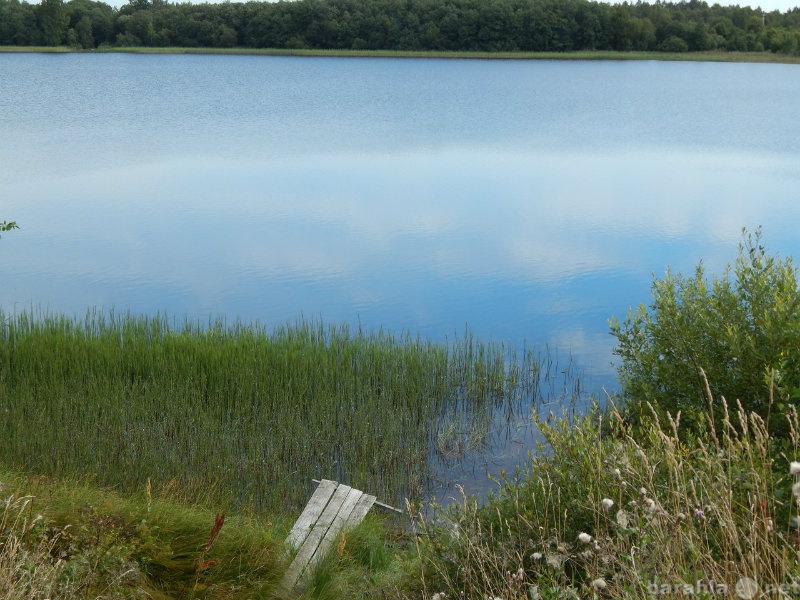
[2,46,800,64]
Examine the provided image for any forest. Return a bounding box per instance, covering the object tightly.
[1,0,800,55]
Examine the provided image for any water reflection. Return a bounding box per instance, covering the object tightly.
[4,144,799,395]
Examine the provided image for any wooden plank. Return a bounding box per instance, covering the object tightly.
[346,492,376,528]
[307,487,365,573]
[313,479,401,514]
[282,483,352,590]
[282,480,380,590]
[285,479,338,550]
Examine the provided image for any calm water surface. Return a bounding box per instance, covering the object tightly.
[2,54,800,495]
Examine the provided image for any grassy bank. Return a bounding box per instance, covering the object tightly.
[3,46,800,63]
[4,394,799,599]
[411,397,800,599]
[0,310,545,514]
[0,466,415,599]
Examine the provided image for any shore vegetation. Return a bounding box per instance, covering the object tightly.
[1,0,800,57]
[3,229,800,598]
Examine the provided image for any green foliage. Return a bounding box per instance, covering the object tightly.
[610,229,800,435]
[0,220,18,237]
[2,0,800,54]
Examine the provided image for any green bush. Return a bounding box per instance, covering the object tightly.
[610,228,800,435]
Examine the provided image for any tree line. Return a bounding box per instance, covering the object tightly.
[2,0,800,55]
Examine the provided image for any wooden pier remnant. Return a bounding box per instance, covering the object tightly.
[282,479,393,590]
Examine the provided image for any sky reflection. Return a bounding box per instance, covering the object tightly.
[3,143,799,393]
[3,56,800,397]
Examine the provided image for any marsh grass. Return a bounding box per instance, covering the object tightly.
[0,309,545,513]
[412,384,800,599]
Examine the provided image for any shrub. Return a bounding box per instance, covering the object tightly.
[610,228,800,436]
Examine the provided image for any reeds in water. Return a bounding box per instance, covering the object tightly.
[0,309,549,513]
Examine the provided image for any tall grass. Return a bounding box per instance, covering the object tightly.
[0,309,551,513]
[0,469,288,598]
[412,386,800,599]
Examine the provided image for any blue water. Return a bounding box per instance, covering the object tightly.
[2,54,800,409]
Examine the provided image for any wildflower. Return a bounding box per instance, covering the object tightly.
[675,512,686,524]
[601,498,614,511]
[531,552,543,561]
[790,461,800,475]
[432,594,446,600]
[613,468,621,479]
[694,508,705,521]
[644,498,656,512]
[792,482,800,499]
[591,578,608,591]
[639,487,648,497]
[615,509,629,528]
[578,532,592,544]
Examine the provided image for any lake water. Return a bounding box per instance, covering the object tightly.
[2,54,800,495]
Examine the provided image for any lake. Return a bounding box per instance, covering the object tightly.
[1,53,800,496]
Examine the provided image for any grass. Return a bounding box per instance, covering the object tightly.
[2,45,800,63]
[0,466,421,599]
[0,468,289,599]
[3,315,800,598]
[0,309,543,514]
[411,379,800,599]
[5,303,800,598]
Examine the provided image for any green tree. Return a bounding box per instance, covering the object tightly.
[37,0,68,45]
[611,229,800,436]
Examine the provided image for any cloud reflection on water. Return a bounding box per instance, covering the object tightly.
[2,145,799,388]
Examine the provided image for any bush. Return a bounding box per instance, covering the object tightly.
[610,228,800,436]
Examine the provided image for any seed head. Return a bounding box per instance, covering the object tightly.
[578,532,592,544]
[791,461,800,476]
[601,498,614,511]
[591,578,608,591]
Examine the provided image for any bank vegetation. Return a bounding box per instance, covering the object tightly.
[2,0,800,57]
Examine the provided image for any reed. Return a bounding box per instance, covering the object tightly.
[0,309,548,513]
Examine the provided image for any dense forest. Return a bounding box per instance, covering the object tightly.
[1,0,800,54]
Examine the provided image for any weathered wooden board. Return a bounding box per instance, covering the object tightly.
[281,480,377,590]
[285,478,338,550]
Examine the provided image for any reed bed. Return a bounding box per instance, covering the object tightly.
[0,309,550,513]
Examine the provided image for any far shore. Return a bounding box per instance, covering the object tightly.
[2,45,800,63]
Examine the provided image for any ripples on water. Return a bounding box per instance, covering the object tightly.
[2,55,800,498]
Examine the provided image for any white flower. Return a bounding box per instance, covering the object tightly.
[432,594,446,600]
[791,461,800,475]
[578,532,592,544]
[601,498,614,511]
[792,482,800,498]
[615,509,629,528]
[531,552,543,561]
[591,577,608,591]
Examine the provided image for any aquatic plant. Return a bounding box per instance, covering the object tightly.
[0,310,548,513]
